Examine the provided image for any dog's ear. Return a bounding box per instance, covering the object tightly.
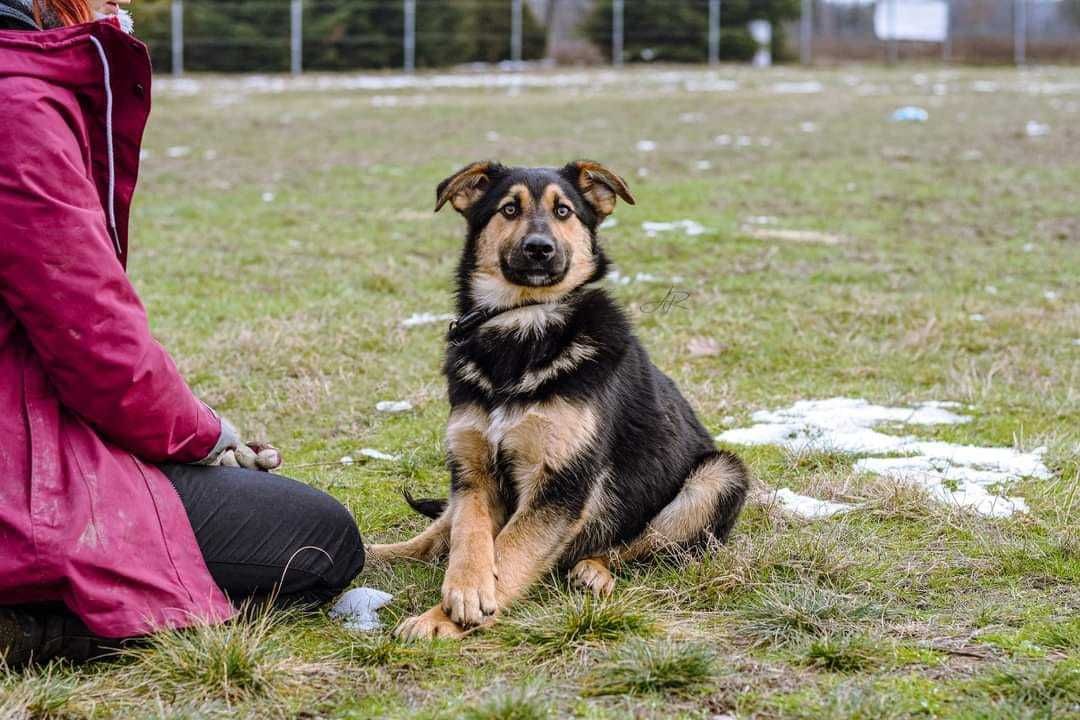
[435,161,503,214]
[562,160,636,219]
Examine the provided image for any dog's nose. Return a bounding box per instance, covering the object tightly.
[522,235,556,262]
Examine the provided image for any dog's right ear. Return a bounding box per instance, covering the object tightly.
[435,161,503,214]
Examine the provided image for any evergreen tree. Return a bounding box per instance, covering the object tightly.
[585,0,800,64]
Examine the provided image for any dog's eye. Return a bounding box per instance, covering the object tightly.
[501,204,518,219]
[554,204,572,220]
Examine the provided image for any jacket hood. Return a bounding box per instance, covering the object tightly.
[0,18,152,264]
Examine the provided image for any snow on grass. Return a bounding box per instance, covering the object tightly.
[375,400,413,413]
[642,220,706,237]
[717,398,1049,518]
[400,312,455,328]
[769,488,856,520]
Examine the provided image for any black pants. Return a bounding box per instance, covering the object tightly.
[162,464,365,607]
[6,466,363,664]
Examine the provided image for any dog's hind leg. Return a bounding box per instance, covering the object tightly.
[568,556,616,597]
[619,450,749,563]
[366,512,451,564]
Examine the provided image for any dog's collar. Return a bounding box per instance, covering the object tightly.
[447,290,582,346]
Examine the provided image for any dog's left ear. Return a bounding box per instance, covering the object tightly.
[435,161,504,214]
[562,160,636,219]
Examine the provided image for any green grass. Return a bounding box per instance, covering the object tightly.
[2,63,1078,718]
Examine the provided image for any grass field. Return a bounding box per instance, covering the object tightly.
[2,64,1079,719]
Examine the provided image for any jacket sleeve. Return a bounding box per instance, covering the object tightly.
[0,93,222,464]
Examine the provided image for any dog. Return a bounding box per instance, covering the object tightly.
[367,160,749,640]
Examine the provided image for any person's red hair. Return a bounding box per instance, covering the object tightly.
[32,0,93,26]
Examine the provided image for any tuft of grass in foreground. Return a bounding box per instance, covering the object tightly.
[0,662,80,720]
[460,684,551,720]
[582,640,715,698]
[802,634,883,673]
[499,593,656,656]
[737,583,881,648]
[119,606,338,711]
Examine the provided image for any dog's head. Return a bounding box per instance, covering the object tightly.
[436,161,634,310]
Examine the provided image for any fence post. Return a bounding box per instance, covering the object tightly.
[708,0,721,66]
[942,0,951,62]
[1014,0,1027,66]
[290,0,302,75]
[612,0,624,67]
[800,0,812,65]
[403,0,416,73]
[887,0,899,65]
[170,0,183,77]
[511,0,523,64]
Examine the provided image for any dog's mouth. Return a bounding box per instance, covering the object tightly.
[501,256,569,288]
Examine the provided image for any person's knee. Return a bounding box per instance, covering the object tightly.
[315,493,364,592]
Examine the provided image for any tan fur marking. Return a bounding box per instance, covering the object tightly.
[620,454,745,562]
[442,489,499,626]
[395,604,468,641]
[446,404,494,481]
[436,161,493,214]
[492,509,574,605]
[472,183,530,282]
[572,160,636,219]
[498,398,598,503]
[366,511,450,564]
[568,556,615,597]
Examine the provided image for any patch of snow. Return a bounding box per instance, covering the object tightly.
[636,140,657,152]
[969,313,986,322]
[972,81,999,93]
[401,312,455,328]
[714,134,732,146]
[799,121,819,133]
[339,456,354,466]
[694,160,712,171]
[330,587,393,632]
[166,146,191,158]
[717,398,1049,518]
[770,488,856,519]
[599,217,618,230]
[684,79,739,93]
[985,285,998,295]
[1022,243,1036,253]
[742,227,845,245]
[642,220,706,238]
[261,192,276,203]
[376,400,413,413]
[1043,290,1059,301]
[890,106,929,123]
[1025,121,1051,137]
[360,448,401,462]
[772,81,823,95]
[678,112,704,124]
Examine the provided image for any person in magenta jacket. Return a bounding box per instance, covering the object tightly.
[0,0,364,666]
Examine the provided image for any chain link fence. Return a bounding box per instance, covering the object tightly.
[801,0,1080,65]
[133,0,1080,75]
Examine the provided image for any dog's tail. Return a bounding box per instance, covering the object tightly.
[403,488,448,519]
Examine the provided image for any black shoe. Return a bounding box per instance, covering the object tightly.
[0,606,123,668]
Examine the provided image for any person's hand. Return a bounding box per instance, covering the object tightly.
[198,417,283,471]
[216,441,283,471]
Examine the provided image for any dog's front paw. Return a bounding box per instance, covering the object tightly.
[395,606,466,641]
[442,566,498,626]
[569,557,616,598]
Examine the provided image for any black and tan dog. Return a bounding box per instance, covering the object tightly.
[368,160,749,639]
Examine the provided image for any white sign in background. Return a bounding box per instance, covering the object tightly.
[874,0,950,43]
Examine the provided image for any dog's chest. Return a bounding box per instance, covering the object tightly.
[446,398,598,502]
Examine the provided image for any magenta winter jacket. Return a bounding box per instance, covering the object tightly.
[0,19,235,637]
